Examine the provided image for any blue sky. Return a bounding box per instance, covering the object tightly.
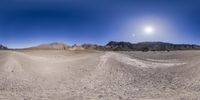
[0,0,200,48]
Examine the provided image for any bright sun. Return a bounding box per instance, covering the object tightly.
[144,26,154,35]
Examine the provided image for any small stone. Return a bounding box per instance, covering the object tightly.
[98,95,103,98]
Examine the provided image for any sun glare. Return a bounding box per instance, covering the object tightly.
[144,26,154,35]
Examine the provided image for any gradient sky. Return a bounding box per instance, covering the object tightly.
[0,0,200,48]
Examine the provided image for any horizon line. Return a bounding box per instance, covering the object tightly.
[1,40,200,49]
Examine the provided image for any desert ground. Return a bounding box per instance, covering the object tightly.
[0,50,200,100]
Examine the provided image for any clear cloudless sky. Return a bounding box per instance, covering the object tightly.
[0,0,200,48]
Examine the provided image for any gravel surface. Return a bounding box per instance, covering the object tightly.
[0,50,200,100]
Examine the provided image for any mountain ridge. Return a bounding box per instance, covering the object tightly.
[106,41,200,51]
[22,41,200,51]
[3,41,200,51]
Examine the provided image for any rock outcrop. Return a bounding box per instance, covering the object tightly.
[106,41,200,51]
[69,44,84,51]
[28,42,69,50]
[0,44,8,50]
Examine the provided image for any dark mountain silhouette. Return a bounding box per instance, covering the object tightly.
[106,41,200,51]
[0,44,7,50]
[106,41,134,51]
[82,44,107,50]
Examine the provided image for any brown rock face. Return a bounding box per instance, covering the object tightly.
[106,41,200,51]
[69,44,84,51]
[28,42,69,50]
[82,44,98,50]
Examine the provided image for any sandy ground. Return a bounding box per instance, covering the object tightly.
[0,50,200,100]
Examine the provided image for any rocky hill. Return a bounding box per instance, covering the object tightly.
[25,41,200,51]
[106,41,200,51]
[69,44,84,51]
[0,44,8,50]
[28,42,85,51]
[82,44,107,50]
[28,42,69,50]
[27,43,105,51]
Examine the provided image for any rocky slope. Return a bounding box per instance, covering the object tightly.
[25,41,200,51]
[0,44,8,50]
[27,42,70,50]
[106,41,200,51]
[27,43,101,51]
